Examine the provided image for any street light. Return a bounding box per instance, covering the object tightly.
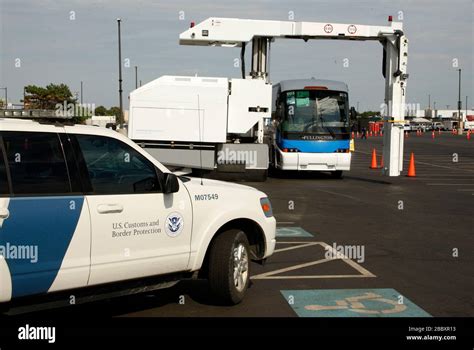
[135,66,138,89]
[457,68,463,135]
[0,87,7,109]
[80,81,83,105]
[117,18,124,127]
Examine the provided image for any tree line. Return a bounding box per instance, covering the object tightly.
[16,83,121,121]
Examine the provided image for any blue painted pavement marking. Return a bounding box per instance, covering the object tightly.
[276,227,313,237]
[281,289,431,317]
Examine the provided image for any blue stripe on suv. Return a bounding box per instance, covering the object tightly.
[0,196,84,297]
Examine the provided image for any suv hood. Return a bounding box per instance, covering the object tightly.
[181,177,259,193]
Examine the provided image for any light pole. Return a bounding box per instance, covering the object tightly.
[117,18,124,127]
[80,81,83,105]
[0,87,7,109]
[457,69,463,135]
[135,66,138,89]
[428,94,431,109]
[466,96,468,119]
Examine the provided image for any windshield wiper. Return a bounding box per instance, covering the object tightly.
[319,115,336,138]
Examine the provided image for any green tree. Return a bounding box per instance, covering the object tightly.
[358,111,381,119]
[107,106,122,120]
[24,83,77,110]
[94,105,108,116]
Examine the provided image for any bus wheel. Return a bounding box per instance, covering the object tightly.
[331,170,343,179]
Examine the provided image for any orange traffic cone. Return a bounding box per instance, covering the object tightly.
[370,149,378,169]
[431,130,435,139]
[379,155,384,169]
[407,152,416,177]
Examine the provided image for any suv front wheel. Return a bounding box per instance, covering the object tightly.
[208,229,250,305]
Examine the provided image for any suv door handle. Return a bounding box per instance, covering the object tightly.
[97,204,124,214]
[0,208,9,219]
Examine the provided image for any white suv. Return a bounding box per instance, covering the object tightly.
[0,118,276,306]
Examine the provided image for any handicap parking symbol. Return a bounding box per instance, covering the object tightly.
[281,289,431,317]
[276,227,313,237]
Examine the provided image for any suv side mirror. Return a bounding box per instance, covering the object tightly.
[162,173,180,194]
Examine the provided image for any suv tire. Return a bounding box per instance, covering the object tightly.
[208,229,250,305]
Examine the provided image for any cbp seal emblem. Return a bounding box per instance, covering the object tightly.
[165,212,184,237]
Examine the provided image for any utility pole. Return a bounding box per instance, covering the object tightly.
[457,69,463,135]
[117,18,124,127]
[428,94,431,109]
[135,66,138,89]
[80,81,83,104]
[466,96,468,119]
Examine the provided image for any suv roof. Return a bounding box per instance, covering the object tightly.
[0,117,120,137]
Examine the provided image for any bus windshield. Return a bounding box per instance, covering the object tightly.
[280,90,349,134]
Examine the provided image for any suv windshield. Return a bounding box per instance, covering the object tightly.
[280,90,349,134]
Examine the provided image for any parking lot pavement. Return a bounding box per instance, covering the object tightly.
[23,133,473,318]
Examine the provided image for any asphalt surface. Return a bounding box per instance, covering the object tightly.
[12,132,474,317]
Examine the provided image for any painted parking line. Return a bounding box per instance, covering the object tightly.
[252,241,376,280]
[281,289,431,317]
[276,227,313,237]
[427,183,474,186]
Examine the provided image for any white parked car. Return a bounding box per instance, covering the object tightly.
[0,117,276,306]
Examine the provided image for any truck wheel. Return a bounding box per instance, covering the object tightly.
[208,229,250,305]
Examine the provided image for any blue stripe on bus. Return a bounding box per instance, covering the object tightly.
[0,196,84,297]
[278,139,350,153]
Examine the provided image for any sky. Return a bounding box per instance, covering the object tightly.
[0,0,472,112]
